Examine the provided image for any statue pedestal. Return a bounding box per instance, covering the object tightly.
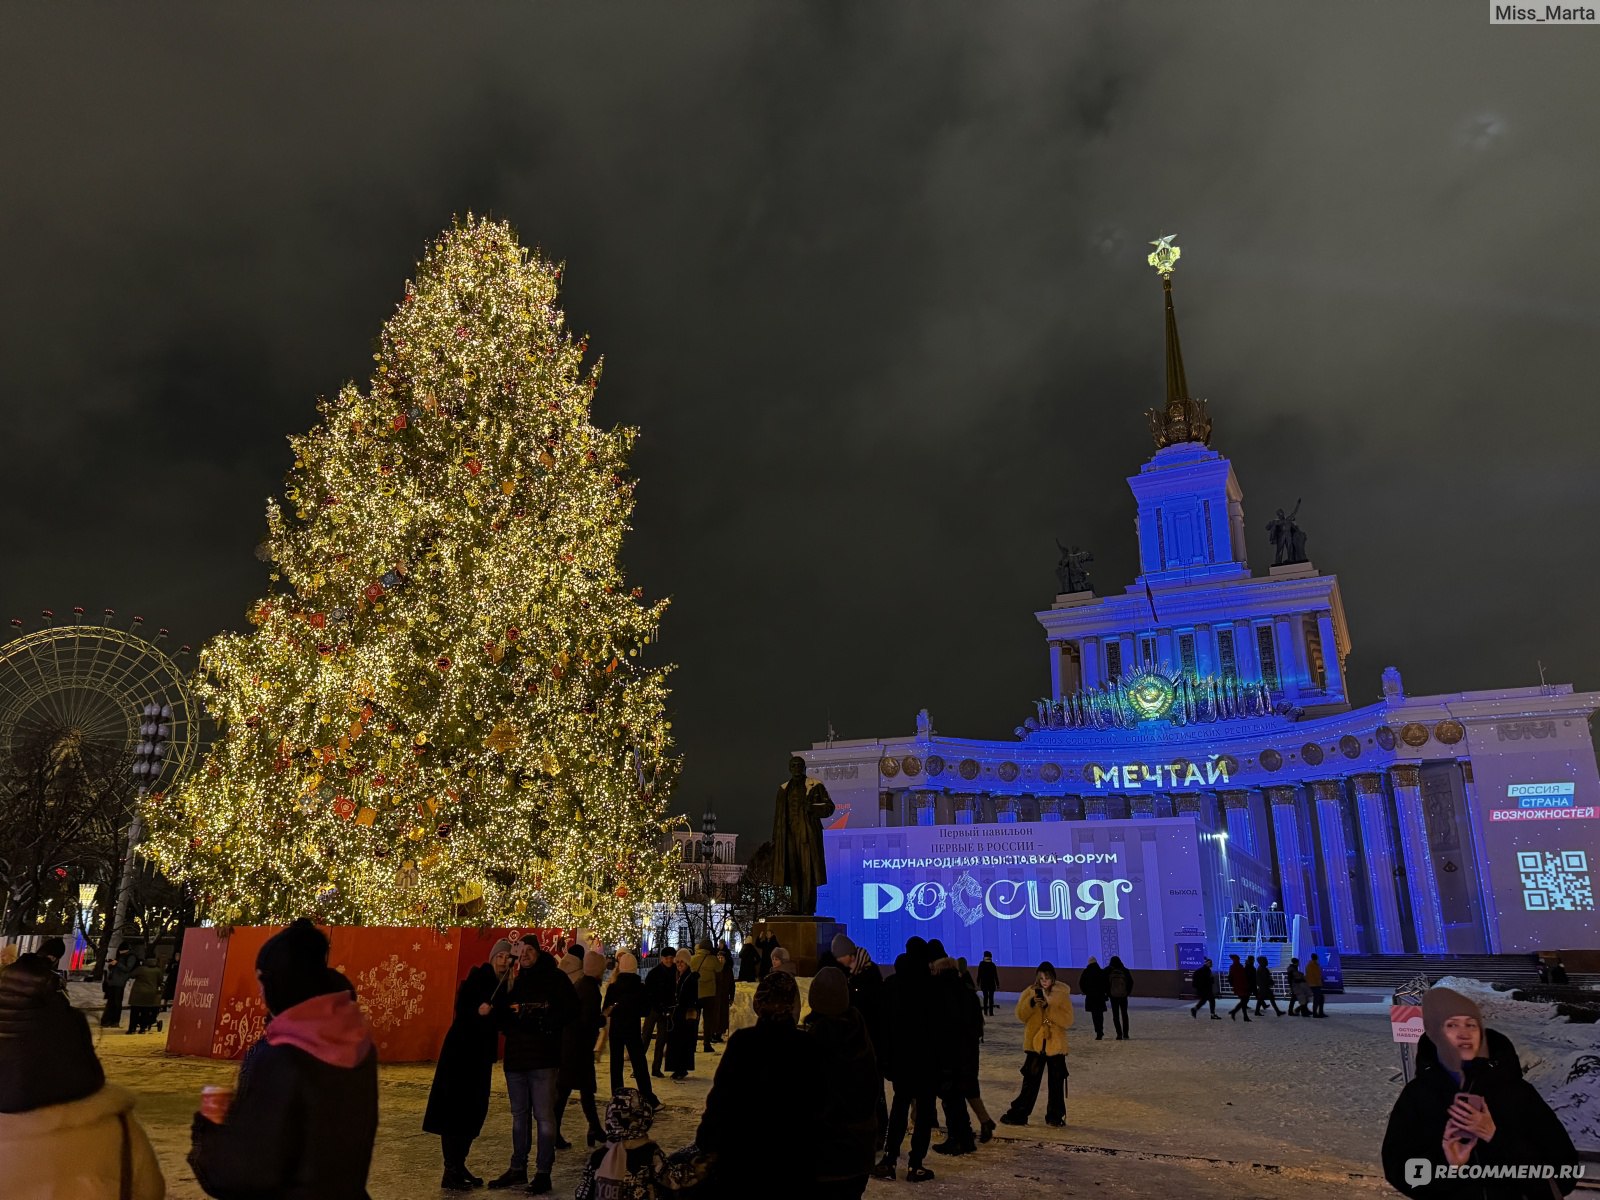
[1267,561,1316,579]
[752,915,846,978]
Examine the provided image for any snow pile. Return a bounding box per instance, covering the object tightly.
[1433,975,1600,1150]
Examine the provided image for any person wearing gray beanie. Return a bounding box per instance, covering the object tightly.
[425,936,517,1188]
[1382,986,1578,1195]
[831,933,857,960]
[803,966,881,1194]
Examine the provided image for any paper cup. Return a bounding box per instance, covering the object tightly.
[199,1084,234,1123]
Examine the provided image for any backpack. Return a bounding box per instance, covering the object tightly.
[1108,971,1128,999]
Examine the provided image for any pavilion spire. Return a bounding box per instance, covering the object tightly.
[1144,234,1212,449]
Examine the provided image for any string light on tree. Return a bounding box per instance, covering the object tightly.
[143,216,683,941]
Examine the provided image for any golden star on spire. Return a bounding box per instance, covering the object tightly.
[1147,234,1181,278]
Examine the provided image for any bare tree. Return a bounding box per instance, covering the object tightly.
[727,841,788,940]
[0,723,136,935]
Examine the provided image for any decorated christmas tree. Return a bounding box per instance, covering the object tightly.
[145,217,681,941]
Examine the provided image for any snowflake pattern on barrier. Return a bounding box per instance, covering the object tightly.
[211,992,268,1058]
[1520,850,1595,912]
[352,953,429,1033]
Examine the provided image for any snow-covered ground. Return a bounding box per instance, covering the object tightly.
[74,976,1600,1196]
[87,987,1411,1199]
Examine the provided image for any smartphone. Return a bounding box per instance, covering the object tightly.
[1455,1093,1486,1115]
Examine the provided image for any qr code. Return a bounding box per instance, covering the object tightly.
[1520,850,1595,912]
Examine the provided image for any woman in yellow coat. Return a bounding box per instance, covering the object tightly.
[999,961,1074,1128]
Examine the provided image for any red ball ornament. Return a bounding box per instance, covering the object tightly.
[614,885,629,900]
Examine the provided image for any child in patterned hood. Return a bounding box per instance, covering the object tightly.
[575,1088,664,1200]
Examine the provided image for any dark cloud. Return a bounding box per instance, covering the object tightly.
[1,3,1595,844]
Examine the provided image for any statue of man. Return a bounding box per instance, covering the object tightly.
[771,756,836,916]
[1266,500,1301,565]
[1055,540,1094,593]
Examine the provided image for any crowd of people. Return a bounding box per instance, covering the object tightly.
[0,923,1589,1199]
[1186,952,1327,1021]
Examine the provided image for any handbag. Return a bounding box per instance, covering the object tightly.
[653,1144,718,1199]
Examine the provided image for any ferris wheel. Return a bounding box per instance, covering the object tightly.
[0,608,199,792]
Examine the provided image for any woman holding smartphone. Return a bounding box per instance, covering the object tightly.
[1382,987,1578,1197]
[999,961,1074,1129]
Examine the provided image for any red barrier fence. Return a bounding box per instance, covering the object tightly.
[166,925,569,1062]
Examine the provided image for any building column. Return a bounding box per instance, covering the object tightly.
[1266,785,1311,920]
[1157,629,1174,667]
[1391,764,1448,954]
[1459,762,1501,953]
[1234,619,1259,680]
[955,794,976,825]
[1316,610,1343,698]
[1048,640,1063,701]
[1351,772,1405,953]
[1218,789,1258,858]
[1310,779,1361,953]
[1196,623,1216,675]
[1039,796,1062,823]
[1082,637,1101,691]
[1060,794,1083,821]
[1273,615,1300,698]
[1129,795,1156,819]
[915,791,937,827]
[996,796,1019,825]
[1083,795,1108,821]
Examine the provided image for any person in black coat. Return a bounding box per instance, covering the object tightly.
[558,950,608,1150]
[490,937,578,1193]
[976,951,1000,1017]
[1382,987,1578,1198]
[738,940,761,983]
[604,951,656,1104]
[100,941,141,1027]
[872,938,939,1184]
[189,919,379,1200]
[1078,957,1108,1040]
[695,970,821,1199]
[1253,958,1282,1017]
[424,938,515,1190]
[1190,958,1220,1018]
[642,947,677,1079]
[831,934,889,1139]
[664,949,700,1081]
[804,967,881,1200]
[1104,956,1134,1040]
[926,941,977,1157]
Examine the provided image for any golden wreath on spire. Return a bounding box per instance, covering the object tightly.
[1147,234,1181,278]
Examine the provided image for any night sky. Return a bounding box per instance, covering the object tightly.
[2,5,1596,848]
